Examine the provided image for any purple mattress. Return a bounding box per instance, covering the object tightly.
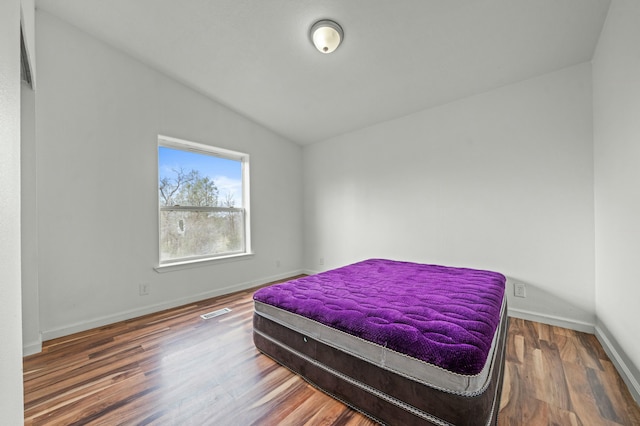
[253,259,508,425]
[254,258,505,376]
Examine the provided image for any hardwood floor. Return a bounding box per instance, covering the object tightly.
[24,280,640,425]
[499,318,640,426]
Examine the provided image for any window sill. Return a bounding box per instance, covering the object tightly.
[154,252,254,273]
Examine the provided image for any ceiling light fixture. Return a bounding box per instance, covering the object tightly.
[310,19,343,54]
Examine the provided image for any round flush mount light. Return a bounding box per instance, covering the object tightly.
[310,19,343,54]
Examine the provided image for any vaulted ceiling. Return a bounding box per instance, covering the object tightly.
[36,0,611,144]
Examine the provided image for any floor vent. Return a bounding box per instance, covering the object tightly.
[200,308,232,320]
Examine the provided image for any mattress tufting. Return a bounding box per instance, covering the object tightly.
[253,258,506,376]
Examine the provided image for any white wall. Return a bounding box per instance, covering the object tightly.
[22,81,40,355]
[0,0,26,422]
[20,0,38,357]
[35,11,303,340]
[304,63,595,328]
[593,0,640,401]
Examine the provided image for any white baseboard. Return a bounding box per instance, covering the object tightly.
[595,325,640,404]
[508,307,595,334]
[40,269,303,343]
[23,338,42,357]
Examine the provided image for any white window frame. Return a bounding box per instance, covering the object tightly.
[156,135,251,269]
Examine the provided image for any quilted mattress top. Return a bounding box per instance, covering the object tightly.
[253,259,506,376]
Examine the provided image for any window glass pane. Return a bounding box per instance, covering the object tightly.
[160,209,245,262]
[159,146,243,208]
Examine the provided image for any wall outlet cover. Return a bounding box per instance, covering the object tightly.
[139,283,150,296]
[514,282,526,298]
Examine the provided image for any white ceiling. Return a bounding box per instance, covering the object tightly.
[35,0,611,145]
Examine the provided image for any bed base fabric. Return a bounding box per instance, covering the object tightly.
[253,308,507,425]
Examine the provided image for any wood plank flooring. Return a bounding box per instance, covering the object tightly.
[24,279,640,425]
[499,318,640,426]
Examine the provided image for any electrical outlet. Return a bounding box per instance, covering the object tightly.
[514,282,526,298]
[275,259,281,268]
[319,257,325,266]
[139,283,150,296]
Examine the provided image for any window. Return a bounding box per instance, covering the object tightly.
[158,136,250,265]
